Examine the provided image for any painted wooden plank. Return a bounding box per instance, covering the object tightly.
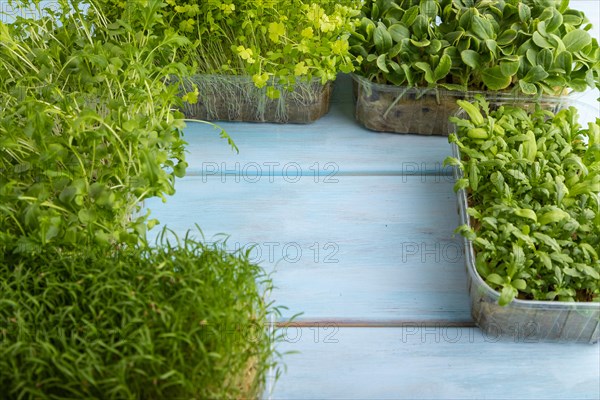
[181,74,455,176]
[144,175,471,323]
[267,327,600,399]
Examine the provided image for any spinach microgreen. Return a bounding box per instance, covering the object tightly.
[350,0,600,96]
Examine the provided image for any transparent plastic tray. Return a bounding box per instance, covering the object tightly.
[451,101,600,344]
[351,73,577,136]
[179,74,332,124]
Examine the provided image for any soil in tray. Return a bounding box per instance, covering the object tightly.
[355,90,461,135]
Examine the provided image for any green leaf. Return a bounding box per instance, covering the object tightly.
[374,23,393,54]
[534,232,562,253]
[512,279,527,290]
[538,209,570,225]
[523,65,549,83]
[562,30,591,53]
[434,54,452,81]
[499,285,517,306]
[376,54,389,73]
[536,48,553,72]
[388,24,410,43]
[410,38,431,48]
[532,32,552,49]
[469,160,479,191]
[461,50,480,68]
[389,43,403,58]
[482,66,511,90]
[514,208,537,221]
[584,266,600,280]
[499,61,519,77]
[497,29,517,46]
[538,251,553,270]
[415,62,435,84]
[471,15,492,40]
[546,9,563,33]
[487,273,505,286]
[401,6,419,26]
[420,0,437,19]
[518,3,531,22]
[519,80,538,94]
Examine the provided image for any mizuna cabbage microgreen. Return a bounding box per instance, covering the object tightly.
[446,96,600,305]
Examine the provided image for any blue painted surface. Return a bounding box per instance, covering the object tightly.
[145,73,600,398]
[145,2,600,394]
[267,327,600,399]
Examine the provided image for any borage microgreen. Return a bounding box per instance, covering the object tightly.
[446,96,600,305]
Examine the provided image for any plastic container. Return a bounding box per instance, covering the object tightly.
[351,74,576,135]
[450,102,600,344]
[179,74,333,124]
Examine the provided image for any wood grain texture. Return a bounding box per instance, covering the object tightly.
[144,175,471,322]
[267,327,600,400]
[181,74,455,175]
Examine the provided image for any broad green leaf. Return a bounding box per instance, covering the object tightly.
[420,0,437,19]
[487,273,505,286]
[563,30,591,52]
[485,39,497,54]
[388,24,410,43]
[453,178,469,192]
[471,15,492,40]
[497,29,517,46]
[374,23,393,53]
[460,49,480,68]
[434,54,452,81]
[389,43,403,58]
[401,6,419,26]
[414,62,434,83]
[519,80,538,94]
[526,48,538,66]
[518,3,531,22]
[532,32,552,49]
[536,48,553,71]
[563,14,583,26]
[376,54,389,73]
[534,232,562,252]
[512,279,527,290]
[538,209,570,225]
[523,65,549,83]
[410,38,431,47]
[514,208,537,221]
[427,39,443,54]
[499,60,519,77]
[499,285,517,306]
[482,66,511,90]
[546,9,563,32]
[507,169,528,180]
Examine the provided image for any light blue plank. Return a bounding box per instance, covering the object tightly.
[267,327,600,399]
[181,75,455,176]
[144,175,471,322]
